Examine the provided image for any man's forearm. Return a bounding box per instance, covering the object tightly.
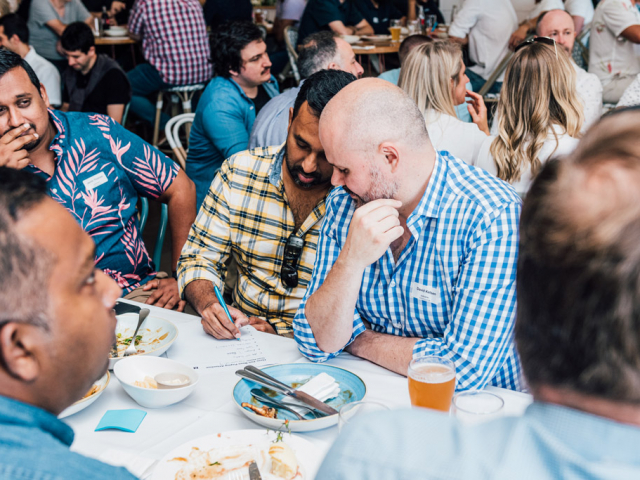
[183,279,218,314]
[346,329,419,375]
[165,179,196,270]
[305,253,365,353]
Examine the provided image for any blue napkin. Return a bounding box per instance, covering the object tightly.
[95,409,147,433]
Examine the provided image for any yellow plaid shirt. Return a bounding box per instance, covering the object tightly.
[178,146,327,336]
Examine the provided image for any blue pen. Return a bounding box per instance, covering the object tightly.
[214,284,240,340]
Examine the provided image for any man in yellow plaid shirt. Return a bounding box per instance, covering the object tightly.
[178,70,357,338]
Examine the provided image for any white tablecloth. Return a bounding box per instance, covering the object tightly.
[65,300,533,477]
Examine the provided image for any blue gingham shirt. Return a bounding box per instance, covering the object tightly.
[294,152,522,391]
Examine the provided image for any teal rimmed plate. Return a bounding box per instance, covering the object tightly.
[233,363,366,432]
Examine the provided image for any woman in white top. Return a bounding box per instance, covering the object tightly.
[398,41,489,165]
[476,38,583,195]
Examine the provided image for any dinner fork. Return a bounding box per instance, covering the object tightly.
[124,308,150,356]
[225,470,244,480]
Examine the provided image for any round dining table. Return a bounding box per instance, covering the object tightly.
[64,300,533,478]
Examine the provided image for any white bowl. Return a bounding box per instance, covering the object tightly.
[109,313,178,369]
[114,356,198,408]
[340,34,360,44]
[59,372,110,418]
[105,27,127,36]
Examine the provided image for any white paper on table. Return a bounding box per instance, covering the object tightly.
[166,322,277,371]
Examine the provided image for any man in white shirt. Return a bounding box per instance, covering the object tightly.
[509,0,565,50]
[537,9,602,132]
[589,0,640,103]
[0,13,61,107]
[448,0,518,95]
[564,0,594,33]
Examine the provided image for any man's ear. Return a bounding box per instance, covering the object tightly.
[327,62,339,71]
[39,83,50,108]
[379,142,400,172]
[229,69,239,78]
[0,323,43,382]
[287,107,294,131]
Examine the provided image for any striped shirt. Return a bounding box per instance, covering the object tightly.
[293,152,522,391]
[128,0,212,85]
[178,146,327,336]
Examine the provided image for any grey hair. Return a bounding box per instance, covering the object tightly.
[297,31,339,79]
[0,168,52,330]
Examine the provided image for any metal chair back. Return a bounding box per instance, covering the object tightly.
[165,113,195,170]
[284,26,301,84]
[139,198,168,270]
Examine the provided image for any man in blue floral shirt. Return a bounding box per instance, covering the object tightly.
[0,50,196,311]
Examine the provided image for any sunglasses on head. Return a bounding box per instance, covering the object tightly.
[515,36,558,59]
[280,234,305,288]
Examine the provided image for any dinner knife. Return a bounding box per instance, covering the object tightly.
[236,368,339,416]
[248,461,262,480]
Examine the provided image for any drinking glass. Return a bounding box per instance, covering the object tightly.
[407,356,455,412]
[338,401,390,433]
[408,19,420,35]
[452,391,504,425]
[425,14,437,34]
[389,19,402,42]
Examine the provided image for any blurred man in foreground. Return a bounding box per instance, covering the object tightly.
[318,110,640,479]
[0,168,136,479]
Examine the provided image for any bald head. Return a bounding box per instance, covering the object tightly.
[320,78,429,157]
[536,9,576,55]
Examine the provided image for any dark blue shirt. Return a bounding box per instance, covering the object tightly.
[24,110,179,294]
[203,0,252,29]
[297,0,365,44]
[352,0,403,35]
[0,395,136,479]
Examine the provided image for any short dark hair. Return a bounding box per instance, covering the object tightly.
[292,69,357,121]
[399,34,432,64]
[297,31,338,80]
[0,168,52,330]
[0,13,29,44]
[517,110,640,402]
[60,22,95,54]
[210,21,264,78]
[0,49,41,93]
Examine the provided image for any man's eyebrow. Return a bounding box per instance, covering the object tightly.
[294,133,310,145]
[15,93,32,99]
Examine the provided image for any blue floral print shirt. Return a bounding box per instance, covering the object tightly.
[25,110,179,293]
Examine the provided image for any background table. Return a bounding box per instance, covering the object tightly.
[352,42,400,74]
[95,35,138,66]
[65,300,533,477]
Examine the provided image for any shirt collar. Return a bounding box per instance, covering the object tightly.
[47,108,68,152]
[408,152,446,225]
[0,395,75,446]
[268,144,287,191]
[526,402,640,463]
[230,76,278,102]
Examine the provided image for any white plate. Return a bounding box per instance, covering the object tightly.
[105,28,128,36]
[109,313,178,369]
[361,34,392,42]
[151,429,324,480]
[340,34,360,44]
[59,372,110,418]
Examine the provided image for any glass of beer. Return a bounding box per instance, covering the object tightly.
[408,356,455,412]
[389,19,402,42]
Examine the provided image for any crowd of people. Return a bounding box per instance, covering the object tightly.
[2,0,640,478]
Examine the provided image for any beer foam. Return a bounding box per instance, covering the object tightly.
[409,363,455,383]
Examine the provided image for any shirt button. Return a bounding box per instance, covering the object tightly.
[250,106,254,110]
[390,281,396,288]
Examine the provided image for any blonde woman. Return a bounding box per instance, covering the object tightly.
[476,38,583,195]
[399,41,490,165]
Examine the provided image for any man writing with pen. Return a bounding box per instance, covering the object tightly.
[177,70,356,340]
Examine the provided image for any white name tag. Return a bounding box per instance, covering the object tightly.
[410,282,439,304]
[83,172,108,191]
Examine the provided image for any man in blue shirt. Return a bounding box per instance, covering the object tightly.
[0,49,196,311]
[294,78,521,391]
[297,0,373,45]
[317,110,640,480]
[249,31,363,150]
[0,167,136,479]
[186,21,279,210]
